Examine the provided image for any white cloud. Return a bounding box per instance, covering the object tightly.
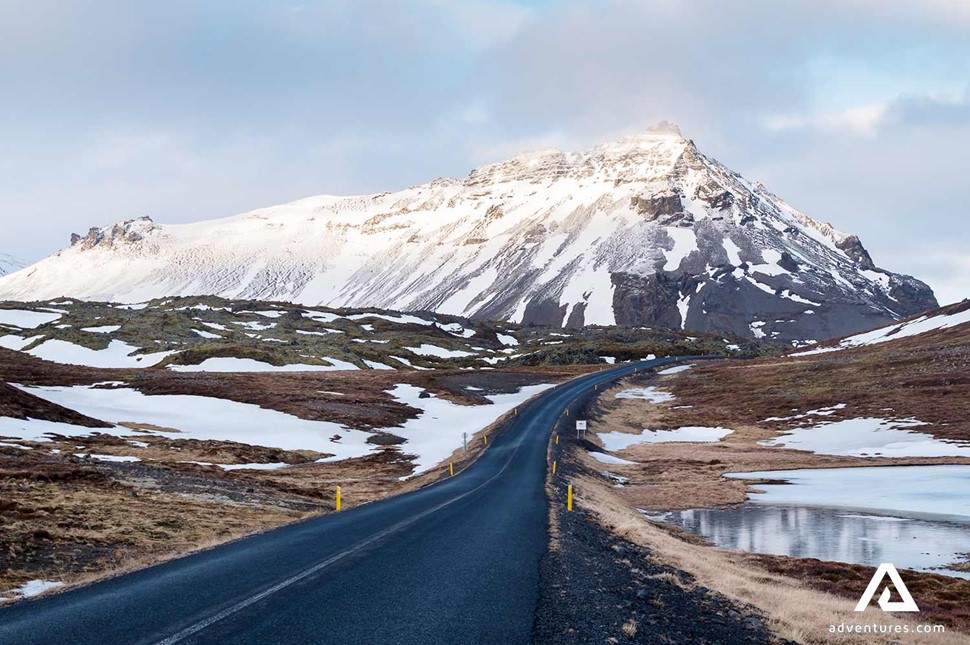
[763,105,888,134]
[0,0,967,308]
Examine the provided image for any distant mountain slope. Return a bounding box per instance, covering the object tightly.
[0,254,24,276]
[792,299,969,356]
[0,123,936,341]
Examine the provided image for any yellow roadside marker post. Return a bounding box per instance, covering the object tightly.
[336,486,342,512]
[449,463,454,477]
[514,408,518,416]
[484,435,488,446]
[555,435,559,445]
[567,485,573,511]
[552,461,557,475]
[565,409,569,417]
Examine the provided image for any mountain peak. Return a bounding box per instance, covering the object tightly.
[0,130,937,342]
[466,125,690,186]
[600,121,686,149]
[642,120,684,138]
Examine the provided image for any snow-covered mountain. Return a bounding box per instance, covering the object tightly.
[0,254,25,277]
[0,123,936,341]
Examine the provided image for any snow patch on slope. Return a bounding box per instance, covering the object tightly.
[761,417,970,458]
[27,339,175,368]
[4,385,375,458]
[792,306,970,356]
[600,426,732,450]
[0,309,62,329]
[169,357,360,372]
[2,381,556,475]
[386,383,553,474]
[615,387,675,403]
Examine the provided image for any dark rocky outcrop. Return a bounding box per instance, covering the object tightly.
[886,275,939,316]
[564,302,587,329]
[71,217,157,250]
[836,235,876,270]
[611,272,682,329]
[521,297,568,327]
[631,192,682,221]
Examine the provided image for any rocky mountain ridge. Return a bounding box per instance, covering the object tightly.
[0,123,936,341]
[0,254,25,277]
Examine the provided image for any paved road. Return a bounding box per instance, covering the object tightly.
[0,356,695,645]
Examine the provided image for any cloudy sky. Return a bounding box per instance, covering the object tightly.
[1,0,967,304]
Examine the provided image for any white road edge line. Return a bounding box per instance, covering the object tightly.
[153,377,598,645]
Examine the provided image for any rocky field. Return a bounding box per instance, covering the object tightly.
[0,296,772,373]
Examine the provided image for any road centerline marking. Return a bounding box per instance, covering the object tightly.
[153,361,664,645]
[154,385,561,644]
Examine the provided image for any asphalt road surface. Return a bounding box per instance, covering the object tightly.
[0,356,695,645]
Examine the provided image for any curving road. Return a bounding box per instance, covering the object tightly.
[0,356,694,645]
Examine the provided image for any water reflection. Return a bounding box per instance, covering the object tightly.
[658,505,970,579]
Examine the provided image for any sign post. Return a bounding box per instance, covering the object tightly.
[576,420,587,440]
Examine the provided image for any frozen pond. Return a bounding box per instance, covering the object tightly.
[654,504,970,579]
[727,465,970,521]
[651,465,970,579]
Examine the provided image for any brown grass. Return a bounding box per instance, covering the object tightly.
[573,322,970,643]
[585,352,970,514]
[0,363,576,602]
[573,475,968,644]
[0,347,593,431]
[666,320,969,442]
[0,462,302,599]
[622,618,638,637]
